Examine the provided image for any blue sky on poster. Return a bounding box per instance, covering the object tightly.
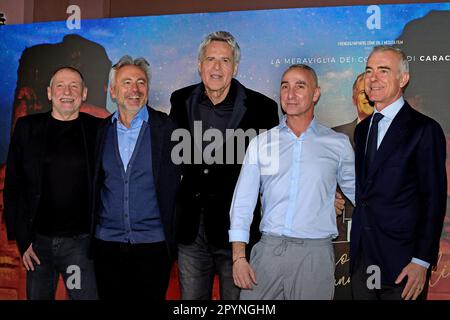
[1,2,450,161]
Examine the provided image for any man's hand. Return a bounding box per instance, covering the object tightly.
[395,262,427,300]
[22,244,40,271]
[232,242,257,290]
[335,191,345,216]
[233,257,257,290]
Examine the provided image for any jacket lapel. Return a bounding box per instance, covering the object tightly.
[78,114,93,200]
[355,118,370,185]
[185,85,203,133]
[94,116,112,173]
[149,107,163,185]
[227,79,248,130]
[35,113,51,197]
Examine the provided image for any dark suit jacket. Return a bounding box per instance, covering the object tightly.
[350,102,447,285]
[4,112,100,255]
[333,119,357,149]
[169,79,279,249]
[91,106,181,260]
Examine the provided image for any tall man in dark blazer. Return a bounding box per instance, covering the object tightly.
[350,45,447,300]
[169,31,279,300]
[92,55,180,300]
[4,67,99,299]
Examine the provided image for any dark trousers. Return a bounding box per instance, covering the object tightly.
[93,238,171,300]
[27,233,97,300]
[351,253,429,300]
[177,217,239,300]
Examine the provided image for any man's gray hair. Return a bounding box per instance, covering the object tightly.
[369,45,409,75]
[109,55,151,88]
[198,31,241,65]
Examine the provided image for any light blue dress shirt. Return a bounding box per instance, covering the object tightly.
[368,96,429,269]
[229,116,355,244]
[112,106,149,171]
[369,96,404,150]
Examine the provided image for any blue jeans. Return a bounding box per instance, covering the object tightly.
[26,233,97,300]
[177,218,239,300]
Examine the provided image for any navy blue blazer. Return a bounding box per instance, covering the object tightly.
[350,102,447,285]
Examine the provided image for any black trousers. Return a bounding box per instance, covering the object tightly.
[93,238,171,300]
[351,253,429,300]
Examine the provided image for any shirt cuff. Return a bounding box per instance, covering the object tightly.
[411,257,430,269]
[228,229,250,244]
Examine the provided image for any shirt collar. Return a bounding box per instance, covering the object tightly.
[112,105,149,124]
[375,96,404,121]
[279,115,318,135]
[200,79,237,107]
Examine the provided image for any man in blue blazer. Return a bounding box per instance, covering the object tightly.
[350,45,447,300]
[91,55,180,300]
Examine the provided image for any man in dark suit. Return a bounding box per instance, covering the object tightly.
[169,31,279,300]
[332,72,373,299]
[4,67,99,299]
[92,55,180,300]
[350,45,447,300]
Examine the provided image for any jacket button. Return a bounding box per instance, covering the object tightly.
[203,169,209,174]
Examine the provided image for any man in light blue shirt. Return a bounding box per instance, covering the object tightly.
[229,64,355,300]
